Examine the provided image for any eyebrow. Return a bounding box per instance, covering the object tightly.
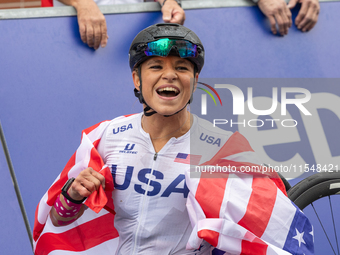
[175,59,191,65]
[145,58,192,66]
[146,59,164,65]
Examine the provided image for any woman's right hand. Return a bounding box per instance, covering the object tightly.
[68,167,106,201]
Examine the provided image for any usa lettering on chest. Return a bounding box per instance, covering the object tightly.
[199,132,221,147]
[112,123,133,134]
[111,165,189,198]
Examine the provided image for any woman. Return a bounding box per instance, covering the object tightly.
[34,23,314,255]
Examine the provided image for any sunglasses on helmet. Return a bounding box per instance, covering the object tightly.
[143,38,199,58]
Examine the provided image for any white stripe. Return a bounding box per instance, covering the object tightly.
[48,238,119,255]
[185,170,207,251]
[186,224,201,250]
[75,134,93,166]
[37,193,52,224]
[219,174,253,223]
[265,241,293,255]
[86,121,111,143]
[185,168,201,194]
[41,208,110,235]
[223,151,263,165]
[185,169,203,224]
[217,234,242,255]
[261,189,296,248]
[197,218,223,233]
[212,219,248,254]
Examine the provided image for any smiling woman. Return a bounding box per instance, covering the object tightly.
[133,56,196,120]
[34,23,315,255]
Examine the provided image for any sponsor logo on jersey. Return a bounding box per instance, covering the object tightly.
[119,143,138,154]
[113,123,133,134]
[200,132,221,147]
[111,165,189,198]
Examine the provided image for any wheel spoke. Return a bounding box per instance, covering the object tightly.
[311,202,337,255]
[328,196,340,255]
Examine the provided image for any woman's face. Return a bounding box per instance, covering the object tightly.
[133,56,198,116]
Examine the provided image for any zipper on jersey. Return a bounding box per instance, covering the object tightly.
[132,152,158,254]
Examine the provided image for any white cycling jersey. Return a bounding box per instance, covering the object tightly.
[97,112,233,255]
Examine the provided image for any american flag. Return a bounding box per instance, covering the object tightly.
[33,121,314,255]
[33,119,119,255]
[175,153,202,165]
[186,132,314,255]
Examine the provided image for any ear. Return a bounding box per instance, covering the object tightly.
[192,72,199,92]
[132,69,140,91]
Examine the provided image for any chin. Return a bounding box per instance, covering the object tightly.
[157,107,188,117]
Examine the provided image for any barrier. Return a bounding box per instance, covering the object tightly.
[0,1,339,253]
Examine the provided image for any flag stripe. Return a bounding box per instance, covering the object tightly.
[35,213,118,255]
[47,153,76,205]
[238,177,277,238]
[33,120,114,251]
[208,132,254,162]
[48,239,119,254]
[197,229,220,248]
[175,153,202,165]
[88,147,105,172]
[34,202,48,241]
[83,120,109,137]
[223,151,263,165]
[195,173,228,219]
[220,175,252,223]
[261,190,296,248]
[241,236,268,255]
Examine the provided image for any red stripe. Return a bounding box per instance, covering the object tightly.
[241,235,268,255]
[197,229,219,247]
[92,139,100,149]
[88,147,105,172]
[124,113,137,117]
[34,151,77,240]
[195,173,228,218]
[220,132,254,155]
[33,203,45,241]
[83,121,109,136]
[35,213,118,255]
[238,177,277,237]
[41,0,53,7]
[34,122,112,245]
[47,152,76,206]
[174,158,190,164]
[270,177,287,196]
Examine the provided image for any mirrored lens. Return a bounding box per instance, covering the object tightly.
[144,38,198,58]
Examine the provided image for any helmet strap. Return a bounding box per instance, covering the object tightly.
[134,66,157,116]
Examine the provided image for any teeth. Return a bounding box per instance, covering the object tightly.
[157,87,179,93]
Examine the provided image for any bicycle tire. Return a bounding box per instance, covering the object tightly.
[277,171,292,192]
[288,171,340,210]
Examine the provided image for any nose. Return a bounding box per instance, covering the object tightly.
[161,66,178,81]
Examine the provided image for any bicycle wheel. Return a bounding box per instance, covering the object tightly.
[288,171,340,255]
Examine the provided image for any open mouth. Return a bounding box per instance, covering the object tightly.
[156,87,180,97]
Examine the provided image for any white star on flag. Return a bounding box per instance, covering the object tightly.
[293,228,306,247]
[310,225,314,243]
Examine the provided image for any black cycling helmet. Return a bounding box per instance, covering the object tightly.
[129,23,205,117]
[129,23,205,73]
